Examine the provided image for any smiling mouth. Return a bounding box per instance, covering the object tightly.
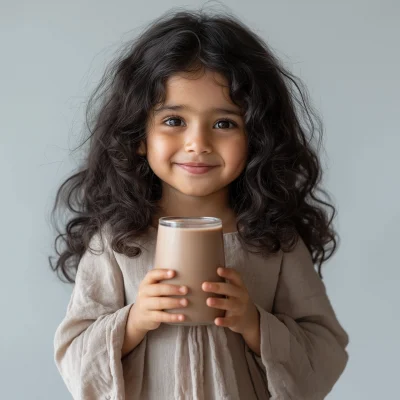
[175,163,218,175]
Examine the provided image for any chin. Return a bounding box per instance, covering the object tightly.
[181,189,215,197]
[173,185,218,198]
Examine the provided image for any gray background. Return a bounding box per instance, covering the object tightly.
[1,0,399,399]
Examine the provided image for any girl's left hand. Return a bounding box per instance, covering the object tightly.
[202,267,259,336]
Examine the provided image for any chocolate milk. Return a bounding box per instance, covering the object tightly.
[153,217,226,325]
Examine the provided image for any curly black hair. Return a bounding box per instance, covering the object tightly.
[49,7,338,283]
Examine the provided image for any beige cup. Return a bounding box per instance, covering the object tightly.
[153,216,226,326]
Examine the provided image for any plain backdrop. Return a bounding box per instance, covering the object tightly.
[1,1,399,399]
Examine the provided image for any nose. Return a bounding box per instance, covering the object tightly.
[184,126,212,155]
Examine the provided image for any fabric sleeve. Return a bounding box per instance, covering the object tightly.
[247,236,349,400]
[53,230,135,400]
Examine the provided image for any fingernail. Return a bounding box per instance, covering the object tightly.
[179,286,187,294]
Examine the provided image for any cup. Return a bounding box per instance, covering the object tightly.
[153,216,226,326]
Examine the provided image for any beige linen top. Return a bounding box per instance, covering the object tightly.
[54,226,349,400]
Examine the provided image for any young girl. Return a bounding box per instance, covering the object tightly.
[51,8,349,400]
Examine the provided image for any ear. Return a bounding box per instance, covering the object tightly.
[137,141,147,156]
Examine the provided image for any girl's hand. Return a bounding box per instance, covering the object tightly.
[129,269,188,333]
[202,267,259,336]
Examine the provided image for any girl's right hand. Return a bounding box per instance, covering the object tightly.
[129,269,188,333]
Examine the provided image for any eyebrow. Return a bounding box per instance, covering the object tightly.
[153,104,243,117]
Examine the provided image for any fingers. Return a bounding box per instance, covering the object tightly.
[142,268,176,285]
[151,311,186,323]
[201,281,243,298]
[214,316,238,327]
[142,282,188,297]
[202,267,245,298]
[216,267,244,286]
[135,269,189,330]
[206,297,240,312]
[145,296,188,311]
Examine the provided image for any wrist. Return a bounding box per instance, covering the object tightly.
[121,305,148,358]
[242,303,260,336]
[128,304,149,334]
[241,306,261,356]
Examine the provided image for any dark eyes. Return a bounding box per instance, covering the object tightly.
[163,116,238,129]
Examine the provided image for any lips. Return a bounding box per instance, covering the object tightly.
[179,163,215,167]
[176,163,218,175]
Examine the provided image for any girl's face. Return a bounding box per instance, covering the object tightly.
[144,69,248,200]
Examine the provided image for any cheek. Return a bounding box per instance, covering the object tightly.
[147,136,176,165]
[224,138,248,168]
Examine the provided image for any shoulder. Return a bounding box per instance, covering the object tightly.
[87,223,156,259]
[80,224,126,266]
[280,234,324,289]
[282,233,312,260]
[85,224,113,253]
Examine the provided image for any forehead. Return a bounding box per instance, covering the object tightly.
[161,70,237,109]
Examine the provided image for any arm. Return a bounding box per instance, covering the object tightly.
[121,306,147,358]
[242,309,261,355]
[246,236,349,400]
[54,230,141,399]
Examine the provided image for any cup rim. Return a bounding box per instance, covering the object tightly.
[159,216,222,228]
